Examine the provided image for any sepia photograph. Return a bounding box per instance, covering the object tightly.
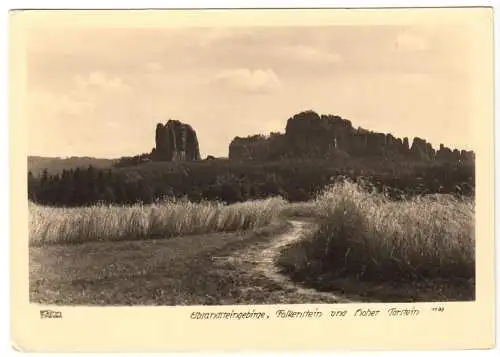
[10,6,495,352]
[27,10,477,305]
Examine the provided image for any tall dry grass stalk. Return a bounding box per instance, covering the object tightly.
[29,197,286,246]
[30,179,475,283]
[284,181,475,281]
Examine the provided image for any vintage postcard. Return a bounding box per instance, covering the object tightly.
[10,7,495,352]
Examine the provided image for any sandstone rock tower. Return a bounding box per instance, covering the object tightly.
[152,120,201,161]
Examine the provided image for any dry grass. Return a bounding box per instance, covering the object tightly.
[30,180,475,283]
[29,197,286,246]
[29,180,475,302]
[280,181,475,282]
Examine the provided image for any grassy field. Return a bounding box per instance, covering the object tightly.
[30,222,320,305]
[29,197,285,246]
[279,181,475,301]
[29,180,475,303]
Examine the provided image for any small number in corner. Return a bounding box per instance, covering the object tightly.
[431,306,445,312]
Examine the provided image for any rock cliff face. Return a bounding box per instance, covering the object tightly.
[228,110,475,163]
[151,120,201,161]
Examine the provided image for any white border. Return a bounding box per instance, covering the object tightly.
[1,1,497,356]
[2,0,498,9]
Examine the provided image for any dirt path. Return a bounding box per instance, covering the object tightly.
[214,220,353,303]
[31,220,356,305]
[30,218,474,305]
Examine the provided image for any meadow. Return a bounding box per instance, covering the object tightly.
[280,181,475,300]
[29,197,286,246]
[29,180,475,301]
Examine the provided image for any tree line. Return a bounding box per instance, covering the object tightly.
[28,158,475,207]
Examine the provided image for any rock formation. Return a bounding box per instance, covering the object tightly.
[228,110,475,163]
[410,137,435,160]
[151,120,201,161]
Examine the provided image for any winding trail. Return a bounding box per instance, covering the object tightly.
[30,217,473,305]
[32,218,362,305]
[215,219,353,303]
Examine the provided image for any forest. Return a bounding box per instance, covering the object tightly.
[28,157,475,207]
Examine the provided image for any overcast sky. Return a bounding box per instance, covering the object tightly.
[27,24,475,158]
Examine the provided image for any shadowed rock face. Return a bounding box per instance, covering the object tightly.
[410,137,435,160]
[229,110,475,163]
[152,120,201,161]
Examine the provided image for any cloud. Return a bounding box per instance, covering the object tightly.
[28,89,93,120]
[199,27,238,47]
[395,32,430,51]
[280,45,342,64]
[28,71,141,156]
[212,68,282,93]
[145,62,164,73]
[74,71,132,94]
[29,71,134,134]
[400,72,432,84]
[61,71,134,116]
[197,27,255,48]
